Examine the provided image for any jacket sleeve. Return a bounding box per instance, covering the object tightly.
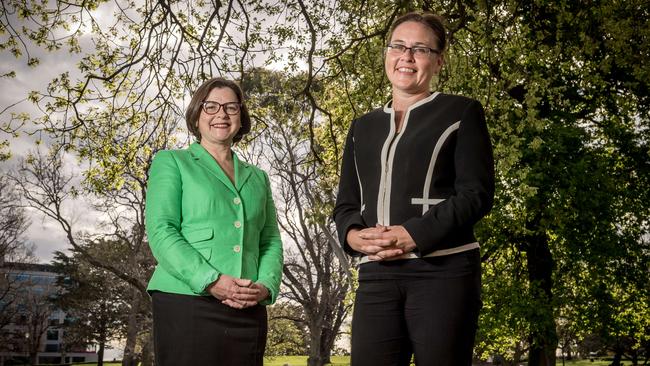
[255,171,284,305]
[333,120,366,256]
[402,100,495,255]
[145,150,221,294]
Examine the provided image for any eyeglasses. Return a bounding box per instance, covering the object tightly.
[201,101,241,115]
[386,43,441,58]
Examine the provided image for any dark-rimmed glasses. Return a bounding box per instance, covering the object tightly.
[201,101,241,115]
[386,43,440,58]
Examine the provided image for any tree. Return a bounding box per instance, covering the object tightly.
[52,246,129,366]
[471,2,650,363]
[2,0,649,364]
[23,280,57,366]
[321,2,650,365]
[2,0,353,360]
[0,174,31,265]
[266,302,307,357]
[0,173,34,347]
[242,69,353,366]
[0,263,59,366]
[11,148,157,366]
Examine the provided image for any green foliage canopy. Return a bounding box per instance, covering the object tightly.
[1,0,648,364]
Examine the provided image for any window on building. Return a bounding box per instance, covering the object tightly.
[72,357,85,362]
[14,273,30,281]
[44,344,59,352]
[40,356,62,364]
[46,329,59,340]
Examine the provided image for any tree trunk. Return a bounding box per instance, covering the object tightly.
[98,307,107,366]
[320,322,335,365]
[140,330,154,366]
[513,342,523,365]
[307,319,324,366]
[122,289,141,366]
[306,315,338,366]
[526,233,557,366]
[629,348,639,366]
[97,340,105,366]
[305,310,339,366]
[611,349,622,366]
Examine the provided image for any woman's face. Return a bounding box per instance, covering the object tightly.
[197,87,242,146]
[384,21,444,95]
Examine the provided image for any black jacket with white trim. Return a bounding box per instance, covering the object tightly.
[333,92,494,257]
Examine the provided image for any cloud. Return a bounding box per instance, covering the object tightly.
[0,3,111,263]
[24,217,69,263]
[1,0,313,263]
[0,51,90,263]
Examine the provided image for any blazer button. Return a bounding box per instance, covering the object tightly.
[234,221,242,228]
[233,245,241,253]
[233,197,241,205]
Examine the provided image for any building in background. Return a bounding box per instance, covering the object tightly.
[0,262,98,365]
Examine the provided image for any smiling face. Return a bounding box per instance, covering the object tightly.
[197,87,242,147]
[385,21,444,96]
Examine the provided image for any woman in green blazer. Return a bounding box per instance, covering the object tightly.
[145,77,283,365]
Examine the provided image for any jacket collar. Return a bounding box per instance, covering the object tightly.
[382,91,440,113]
[189,142,253,193]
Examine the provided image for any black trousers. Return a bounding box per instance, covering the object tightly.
[350,250,482,366]
[152,291,268,366]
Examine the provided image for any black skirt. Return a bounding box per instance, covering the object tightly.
[151,291,268,366]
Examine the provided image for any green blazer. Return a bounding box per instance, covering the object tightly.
[145,142,283,305]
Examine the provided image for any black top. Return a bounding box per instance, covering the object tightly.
[333,92,495,261]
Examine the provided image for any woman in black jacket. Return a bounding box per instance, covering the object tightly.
[333,11,495,366]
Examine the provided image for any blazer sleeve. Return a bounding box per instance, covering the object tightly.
[333,120,366,256]
[255,171,284,305]
[402,99,495,255]
[145,150,221,294]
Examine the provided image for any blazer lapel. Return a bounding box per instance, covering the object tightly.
[233,152,253,192]
[189,142,237,194]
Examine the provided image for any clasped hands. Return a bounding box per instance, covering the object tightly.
[206,275,269,309]
[347,224,417,260]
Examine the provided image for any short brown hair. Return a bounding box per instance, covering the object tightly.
[185,77,251,143]
[387,12,447,52]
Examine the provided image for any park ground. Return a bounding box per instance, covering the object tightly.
[70,358,615,366]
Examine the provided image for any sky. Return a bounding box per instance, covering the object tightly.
[1,1,164,263]
[0,1,307,264]
[1,4,175,359]
[1,2,334,359]
[1,30,89,263]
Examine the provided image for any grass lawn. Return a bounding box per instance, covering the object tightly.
[263,357,614,366]
[74,357,614,365]
[71,358,348,366]
[265,357,617,365]
[264,355,349,365]
[558,360,611,366]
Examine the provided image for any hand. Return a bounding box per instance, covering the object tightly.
[367,225,417,261]
[222,282,269,309]
[347,224,403,259]
[206,275,262,309]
